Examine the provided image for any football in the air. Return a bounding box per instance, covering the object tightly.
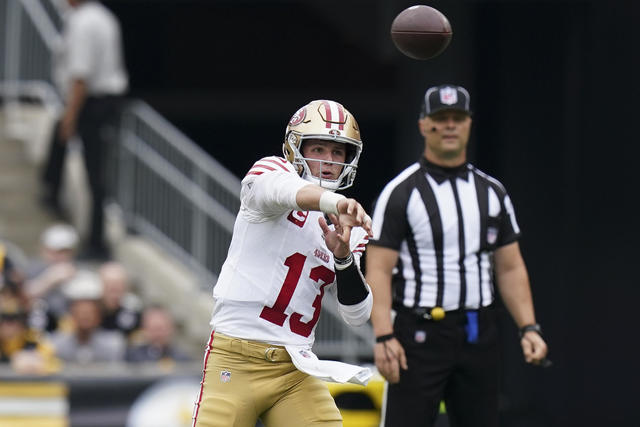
[390,5,452,60]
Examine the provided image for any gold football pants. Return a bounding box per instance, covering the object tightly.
[192,332,342,427]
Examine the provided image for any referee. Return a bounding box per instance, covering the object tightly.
[366,84,548,427]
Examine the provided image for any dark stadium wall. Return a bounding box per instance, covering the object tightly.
[104,0,640,425]
[467,3,639,426]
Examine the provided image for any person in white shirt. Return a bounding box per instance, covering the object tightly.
[49,269,126,364]
[42,0,128,260]
[192,100,373,427]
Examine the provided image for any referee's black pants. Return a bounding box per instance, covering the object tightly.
[383,306,499,427]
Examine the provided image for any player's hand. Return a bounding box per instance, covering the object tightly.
[319,216,351,258]
[521,331,548,365]
[335,198,373,237]
[374,337,408,384]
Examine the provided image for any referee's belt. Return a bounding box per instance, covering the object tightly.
[393,304,494,322]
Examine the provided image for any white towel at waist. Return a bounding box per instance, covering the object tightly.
[285,345,372,386]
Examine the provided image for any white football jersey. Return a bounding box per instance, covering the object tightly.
[210,156,370,347]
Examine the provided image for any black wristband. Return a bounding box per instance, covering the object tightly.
[334,252,354,270]
[519,323,542,339]
[375,333,394,343]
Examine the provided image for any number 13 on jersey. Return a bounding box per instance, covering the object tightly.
[259,252,335,338]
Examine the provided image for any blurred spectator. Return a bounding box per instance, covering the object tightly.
[0,294,61,375]
[25,224,79,294]
[98,261,141,338]
[0,242,26,297]
[23,224,79,332]
[50,270,126,363]
[42,0,129,260]
[1,241,48,369]
[126,305,190,363]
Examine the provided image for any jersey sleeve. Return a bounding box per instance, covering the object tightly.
[350,226,369,266]
[369,182,410,250]
[496,193,521,247]
[337,289,372,326]
[240,156,308,222]
[486,178,521,247]
[329,226,372,326]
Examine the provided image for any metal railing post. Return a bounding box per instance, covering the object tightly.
[191,167,208,267]
[3,0,25,140]
[118,113,136,228]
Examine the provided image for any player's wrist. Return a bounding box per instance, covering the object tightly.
[375,333,395,343]
[333,252,353,270]
[319,191,346,215]
[519,323,542,339]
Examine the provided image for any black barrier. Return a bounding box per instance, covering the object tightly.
[1,364,453,427]
[0,363,203,427]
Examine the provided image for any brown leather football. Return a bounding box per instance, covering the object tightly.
[390,5,452,60]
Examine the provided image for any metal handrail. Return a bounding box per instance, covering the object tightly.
[121,125,237,233]
[130,101,241,199]
[20,0,63,51]
[0,80,63,112]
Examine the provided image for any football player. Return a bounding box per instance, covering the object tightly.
[192,100,373,427]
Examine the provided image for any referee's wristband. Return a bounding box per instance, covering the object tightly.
[375,333,394,343]
[519,323,542,339]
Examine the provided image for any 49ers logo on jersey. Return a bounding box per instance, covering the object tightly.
[314,249,330,263]
[287,210,308,227]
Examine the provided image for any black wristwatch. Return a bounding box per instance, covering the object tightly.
[519,323,542,338]
[375,333,394,343]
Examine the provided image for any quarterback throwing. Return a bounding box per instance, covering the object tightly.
[192,100,373,427]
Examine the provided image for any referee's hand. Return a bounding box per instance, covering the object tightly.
[374,338,408,384]
[521,331,548,365]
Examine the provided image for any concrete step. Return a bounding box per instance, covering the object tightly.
[0,133,61,257]
[0,168,41,194]
[0,139,30,167]
[0,202,59,224]
[0,188,44,208]
[0,220,52,258]
[1,105,58,165]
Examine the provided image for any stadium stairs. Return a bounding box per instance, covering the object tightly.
[0,105,212,358]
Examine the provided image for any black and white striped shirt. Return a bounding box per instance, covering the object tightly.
[370,157,521,312]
